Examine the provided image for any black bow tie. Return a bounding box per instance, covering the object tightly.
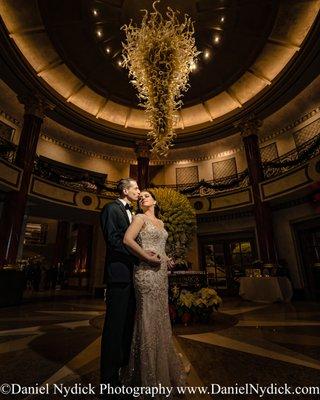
[125,203,133,212]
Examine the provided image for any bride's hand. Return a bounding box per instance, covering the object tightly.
[166,257,175,270]
[145,251,161,267]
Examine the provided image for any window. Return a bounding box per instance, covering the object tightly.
[200,232,256,292]
[204,243,227,289]
[293,118,320,147]
[176,166,199,185]
[260,142,278,162]
[229,241,254,273]
[212,158,237,179]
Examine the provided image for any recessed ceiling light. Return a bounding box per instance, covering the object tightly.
[96,29,102,37]
[220,16,225,23]
[118,60,123,67]
[214,35,220,44]
[204,50,210,59]
[93,9,98,16]
[106,47,111,54]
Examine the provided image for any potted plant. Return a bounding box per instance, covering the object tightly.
[192,287,222,323]
[169,285,195,326]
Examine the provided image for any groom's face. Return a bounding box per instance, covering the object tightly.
[124,180,140,202]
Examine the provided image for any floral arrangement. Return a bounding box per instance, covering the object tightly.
[121,0,199,156]
[193,287,222,308]
[169,285,222,325]
[146,188,197,263]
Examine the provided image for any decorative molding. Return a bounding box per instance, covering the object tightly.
[0,157,22,189]
[0,107,20,126]
[149,146,244,165]
[18,93,54,119]
[260,164,311,200]
[135,140,151,158]
[40,105,320,166]
[197,210,254,223]
[40,133,136,164]
[260,106,320,144]
[235,114,263,138]
[271,195,310,211]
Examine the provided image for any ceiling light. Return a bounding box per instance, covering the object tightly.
[214,35,220,44]
[204,50,210,59]
[190,61,197,72]
[117,60,123,67]
[96,29,102,37]
[106,47,111,54]
[93,9,98,16]
[220,16,225,23]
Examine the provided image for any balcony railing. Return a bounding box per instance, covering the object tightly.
[33,156,108,194]
[2,132,320,197]
[0,136,17,163]
[152,170,250,196]
[262,132,320,179]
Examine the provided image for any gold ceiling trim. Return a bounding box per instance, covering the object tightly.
[34,103,320,165]
[0,0,319,134]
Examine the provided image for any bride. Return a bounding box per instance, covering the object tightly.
[121,190,188,394]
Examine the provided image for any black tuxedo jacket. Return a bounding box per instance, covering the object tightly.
[100,199,138,284]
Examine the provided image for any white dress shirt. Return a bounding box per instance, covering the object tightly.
[118,198,133,223]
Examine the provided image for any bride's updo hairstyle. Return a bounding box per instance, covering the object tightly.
[137,190,161,218]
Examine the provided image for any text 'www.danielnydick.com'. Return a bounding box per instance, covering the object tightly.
[1,383,320,397]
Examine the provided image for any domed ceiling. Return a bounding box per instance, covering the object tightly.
[0,0,319,149]
[38,0,278,107]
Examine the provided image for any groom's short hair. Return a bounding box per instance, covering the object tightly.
[116,178,136,195]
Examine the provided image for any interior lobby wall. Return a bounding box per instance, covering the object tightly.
[272,202,316,290]
[37,136,131,181]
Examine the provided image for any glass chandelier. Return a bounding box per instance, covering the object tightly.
[122,1,199,157]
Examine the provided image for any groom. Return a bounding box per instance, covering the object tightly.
[100,178,160,389]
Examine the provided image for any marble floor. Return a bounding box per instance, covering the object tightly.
[1,290,320,399]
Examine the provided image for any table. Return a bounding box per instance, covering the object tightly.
[168,271,207,287]
[239,276,293,303]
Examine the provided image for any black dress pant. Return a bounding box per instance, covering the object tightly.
[100,282,136,386]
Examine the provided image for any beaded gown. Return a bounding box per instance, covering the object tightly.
[120,214,186,396]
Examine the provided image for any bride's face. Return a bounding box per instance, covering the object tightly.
[139,191,156,211]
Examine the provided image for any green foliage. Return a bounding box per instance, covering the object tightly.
[149,188,196,262]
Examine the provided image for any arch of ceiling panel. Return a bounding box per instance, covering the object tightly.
[0,0,319,135]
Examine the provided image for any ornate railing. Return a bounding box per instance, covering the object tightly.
[33,156,107,194]
[0,136,16,163]
[2,132,320,197]
[152,170,250,196]
[262,133,320,179]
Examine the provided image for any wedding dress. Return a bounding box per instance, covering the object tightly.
[120,214,186,397]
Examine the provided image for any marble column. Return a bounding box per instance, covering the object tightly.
[135,140,151,189]
[0,94,48,264]
[238,116,278,266]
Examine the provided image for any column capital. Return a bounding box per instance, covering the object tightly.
[17,93,53,119]
[235,114,263,138]
[135,140,151,158]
